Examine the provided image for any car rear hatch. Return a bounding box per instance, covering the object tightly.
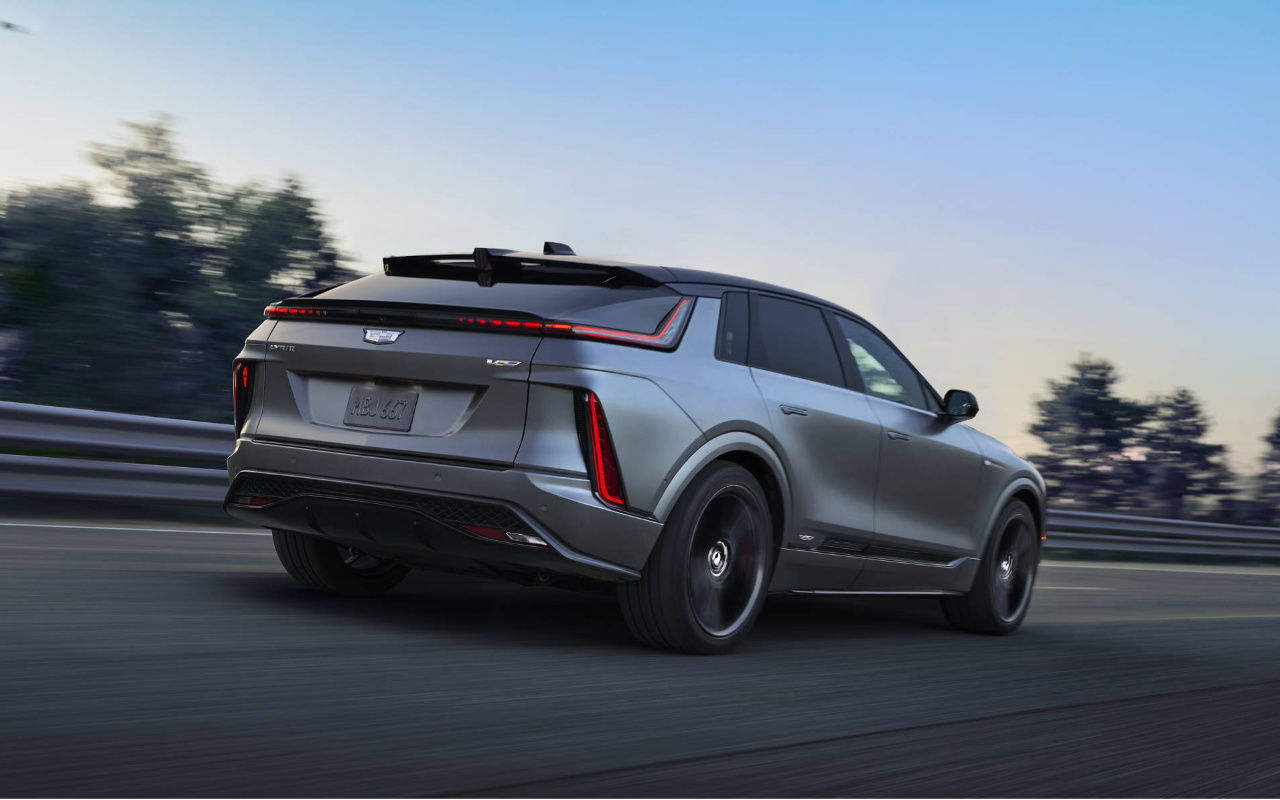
[248,249,689,467]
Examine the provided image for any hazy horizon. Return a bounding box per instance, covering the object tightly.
[2,0,1277,472]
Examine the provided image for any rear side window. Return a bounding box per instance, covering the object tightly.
[748,295,843,386]
[716,292,749,363]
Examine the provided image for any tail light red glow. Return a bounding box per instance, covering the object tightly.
[264,306,328,318]
[583,391,626,508]
[263,297,693,351]
[232,360,253,436]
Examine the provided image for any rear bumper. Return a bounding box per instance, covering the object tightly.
[225,438,663,580]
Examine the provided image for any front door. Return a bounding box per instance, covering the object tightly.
[830,315,985,560]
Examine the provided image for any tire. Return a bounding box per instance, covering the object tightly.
[271,529,410,597]
[942,500,1039,634]
[619,462,774,654]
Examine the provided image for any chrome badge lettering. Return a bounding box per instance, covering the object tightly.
[363,328,404,345]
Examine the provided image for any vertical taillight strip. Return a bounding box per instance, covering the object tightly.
[579,390,627,508]
[232,360,253,436]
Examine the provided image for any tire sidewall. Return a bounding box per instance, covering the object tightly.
[980,500,1038,631]
[660,463,774,653]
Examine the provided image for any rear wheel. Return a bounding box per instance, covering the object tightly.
[272,529,410,597]
[942,500,1039,634]
[619,462,773,654]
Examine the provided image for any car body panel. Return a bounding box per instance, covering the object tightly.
[862,396,987,559]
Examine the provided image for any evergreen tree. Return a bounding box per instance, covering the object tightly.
[0,118,359,421]
[1028,356,1151,511]
[1254,413,1280,525]
[1136,388,1234,518]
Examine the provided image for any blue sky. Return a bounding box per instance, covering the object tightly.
[2,0,1278,469]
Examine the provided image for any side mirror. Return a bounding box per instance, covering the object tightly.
[943,389,979,421]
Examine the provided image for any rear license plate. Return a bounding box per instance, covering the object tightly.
[343,386,418,432]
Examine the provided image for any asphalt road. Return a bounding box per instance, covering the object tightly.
[2,521,1279,797]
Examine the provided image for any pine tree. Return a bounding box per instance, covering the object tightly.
[1028,356,1151,511]
[1136,388,1235,519]
[1254,413,1280,525]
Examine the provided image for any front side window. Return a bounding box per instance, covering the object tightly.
[834,316,928,409]
[748,295,843,386]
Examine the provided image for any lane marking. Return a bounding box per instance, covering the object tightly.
[1043,561,1280,578]
[0,521,268,536]
[1036,585,1112,591]
[1065,612,1280,623]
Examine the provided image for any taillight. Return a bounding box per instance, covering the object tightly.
[566,297,692,347]
[262,297,695,351]
[578,390,626,508]
[232,360,253,436]
[264,306,328,318]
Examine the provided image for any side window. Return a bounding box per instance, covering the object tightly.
[749,295,844,386]
[716,291,749,364]
[834,316,929,410]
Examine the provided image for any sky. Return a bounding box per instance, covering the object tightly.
[1,0,1278,471]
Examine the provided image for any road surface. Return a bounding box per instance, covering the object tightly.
[1,521,1278,796]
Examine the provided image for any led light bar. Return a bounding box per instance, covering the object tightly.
[263,297,694,351]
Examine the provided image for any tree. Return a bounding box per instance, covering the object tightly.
[1254,413,1280,525]
[1028,356,1151,511]
[0,118,359,422]
[1135,388,1235,519]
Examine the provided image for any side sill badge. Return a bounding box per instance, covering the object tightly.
[486,359,523,367]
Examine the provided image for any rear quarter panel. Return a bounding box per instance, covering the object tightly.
[524,298,774,517]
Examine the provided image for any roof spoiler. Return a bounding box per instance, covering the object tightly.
[382,246,661,288]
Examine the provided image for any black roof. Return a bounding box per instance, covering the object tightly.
[381,247,843,313]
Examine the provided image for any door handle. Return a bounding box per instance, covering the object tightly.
[779,404,809,416]
[886,430,911,441]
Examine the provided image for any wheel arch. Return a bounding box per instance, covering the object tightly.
[653,432,791,552]
[980,477,1046,552]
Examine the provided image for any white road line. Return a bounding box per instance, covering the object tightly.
[1036,585,1113,590]
[1043,561,1280,578]
[0,521,269,536]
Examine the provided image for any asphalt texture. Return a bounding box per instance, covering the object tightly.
[1,520,1279,797]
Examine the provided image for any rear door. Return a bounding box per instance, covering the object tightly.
[747,294,882,580]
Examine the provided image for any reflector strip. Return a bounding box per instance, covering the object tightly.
[459,524,548,548]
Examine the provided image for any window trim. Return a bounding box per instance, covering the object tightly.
[828,311,943,413]
[714,290,750,365]
[746,291,847,388]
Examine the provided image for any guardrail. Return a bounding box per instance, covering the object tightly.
[3,401,1279,558]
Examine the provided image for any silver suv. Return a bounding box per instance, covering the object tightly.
[226,243,1045,653]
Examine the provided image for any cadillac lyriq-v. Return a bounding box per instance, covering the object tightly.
[226,243,1045,653]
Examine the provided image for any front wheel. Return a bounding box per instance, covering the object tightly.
[619,462,773,654]
[272,529,410,597]
[942,500,1039,634]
